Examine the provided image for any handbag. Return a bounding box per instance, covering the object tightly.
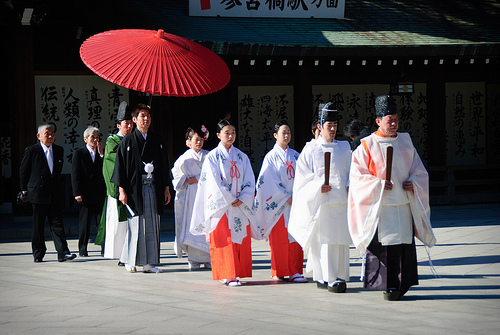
[16,191,27,206]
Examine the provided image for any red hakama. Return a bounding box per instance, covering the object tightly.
[268,215,304,278]
[210,214,252,280]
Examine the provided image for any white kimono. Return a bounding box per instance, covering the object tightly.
[348,132,436,253]
[288,136,352,281]
[190,143,257,244]
[172,148,210,260]
[103,195,127,259]
[254,143,299,240]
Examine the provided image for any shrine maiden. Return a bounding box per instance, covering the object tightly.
[190,120,256,286]
[254,121,307,282]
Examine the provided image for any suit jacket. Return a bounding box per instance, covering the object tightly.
[71,147,105,206]
[19,143,64,205]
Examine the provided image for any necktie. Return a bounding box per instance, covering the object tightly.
[46,148,53,173]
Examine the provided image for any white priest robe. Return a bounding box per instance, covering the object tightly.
[254,143,299,240]
[190,142,257,244]
[172,148,210,262]
[288,136,352,283]
[348,132,436,253]
[103,195,127,258]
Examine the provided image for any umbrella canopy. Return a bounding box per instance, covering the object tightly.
[80,29,230,97]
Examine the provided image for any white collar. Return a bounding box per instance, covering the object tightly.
[374,134,399,143]
[86,144,96,155]
[318,136,338,146]
[40,142,51,152]
[274,142,288,153]
[273,142,289,160]
[218,142,232,155]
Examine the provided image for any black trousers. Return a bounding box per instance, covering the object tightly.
[364,230,418,296]
[32,203,70,260]
[78,203,102,255]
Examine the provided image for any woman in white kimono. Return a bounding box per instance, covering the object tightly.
[190,120,256,286]
[172,125,211,270]
[254,121,307,282]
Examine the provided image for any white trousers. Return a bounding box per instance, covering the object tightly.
[307,243,350,285]
[103,195,127,259]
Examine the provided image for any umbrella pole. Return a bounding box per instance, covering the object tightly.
[148,94,153,108]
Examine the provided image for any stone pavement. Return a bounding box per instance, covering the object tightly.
[0,205,499,334]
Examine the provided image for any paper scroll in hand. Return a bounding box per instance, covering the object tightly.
[386,146,393,182]
[324,152,331,186]
[125,204,136,217]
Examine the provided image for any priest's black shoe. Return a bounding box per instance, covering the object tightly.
[34,258,43,263]
[384,289,401,301]
[58,254,77,262]
[316,282,328,289]
[79,252,89,257]
[328,281,347,293]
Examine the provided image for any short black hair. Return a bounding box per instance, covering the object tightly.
[216,119,232,133]
[131,103,151,118]
[311,118,318,131]
[343,119,365,139]
[273,120,289,134]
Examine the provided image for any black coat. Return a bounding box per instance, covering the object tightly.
[71,147,105,206]
[19,143,64,205]
[350,127,373,151]
[111,128,171,216]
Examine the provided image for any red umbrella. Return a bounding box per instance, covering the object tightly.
[80,29,230,97]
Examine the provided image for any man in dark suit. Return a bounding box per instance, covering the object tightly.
[19,123,77,263]
[71,126,106,257]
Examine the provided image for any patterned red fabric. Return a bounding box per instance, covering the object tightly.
[209,214,252,280]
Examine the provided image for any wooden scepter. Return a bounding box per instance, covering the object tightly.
[324,152,331,186]
[386,146,394,182]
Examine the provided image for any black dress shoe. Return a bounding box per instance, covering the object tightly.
[316,282,328,289]
[79,253,89,257]
[59,254,77,262]
[34,258,43,263]
[117,261,125,266]
[328,281,347,293]
[384,289,401,301]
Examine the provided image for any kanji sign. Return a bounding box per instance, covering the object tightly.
[35,75,129,174]
[190,0,345,18]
